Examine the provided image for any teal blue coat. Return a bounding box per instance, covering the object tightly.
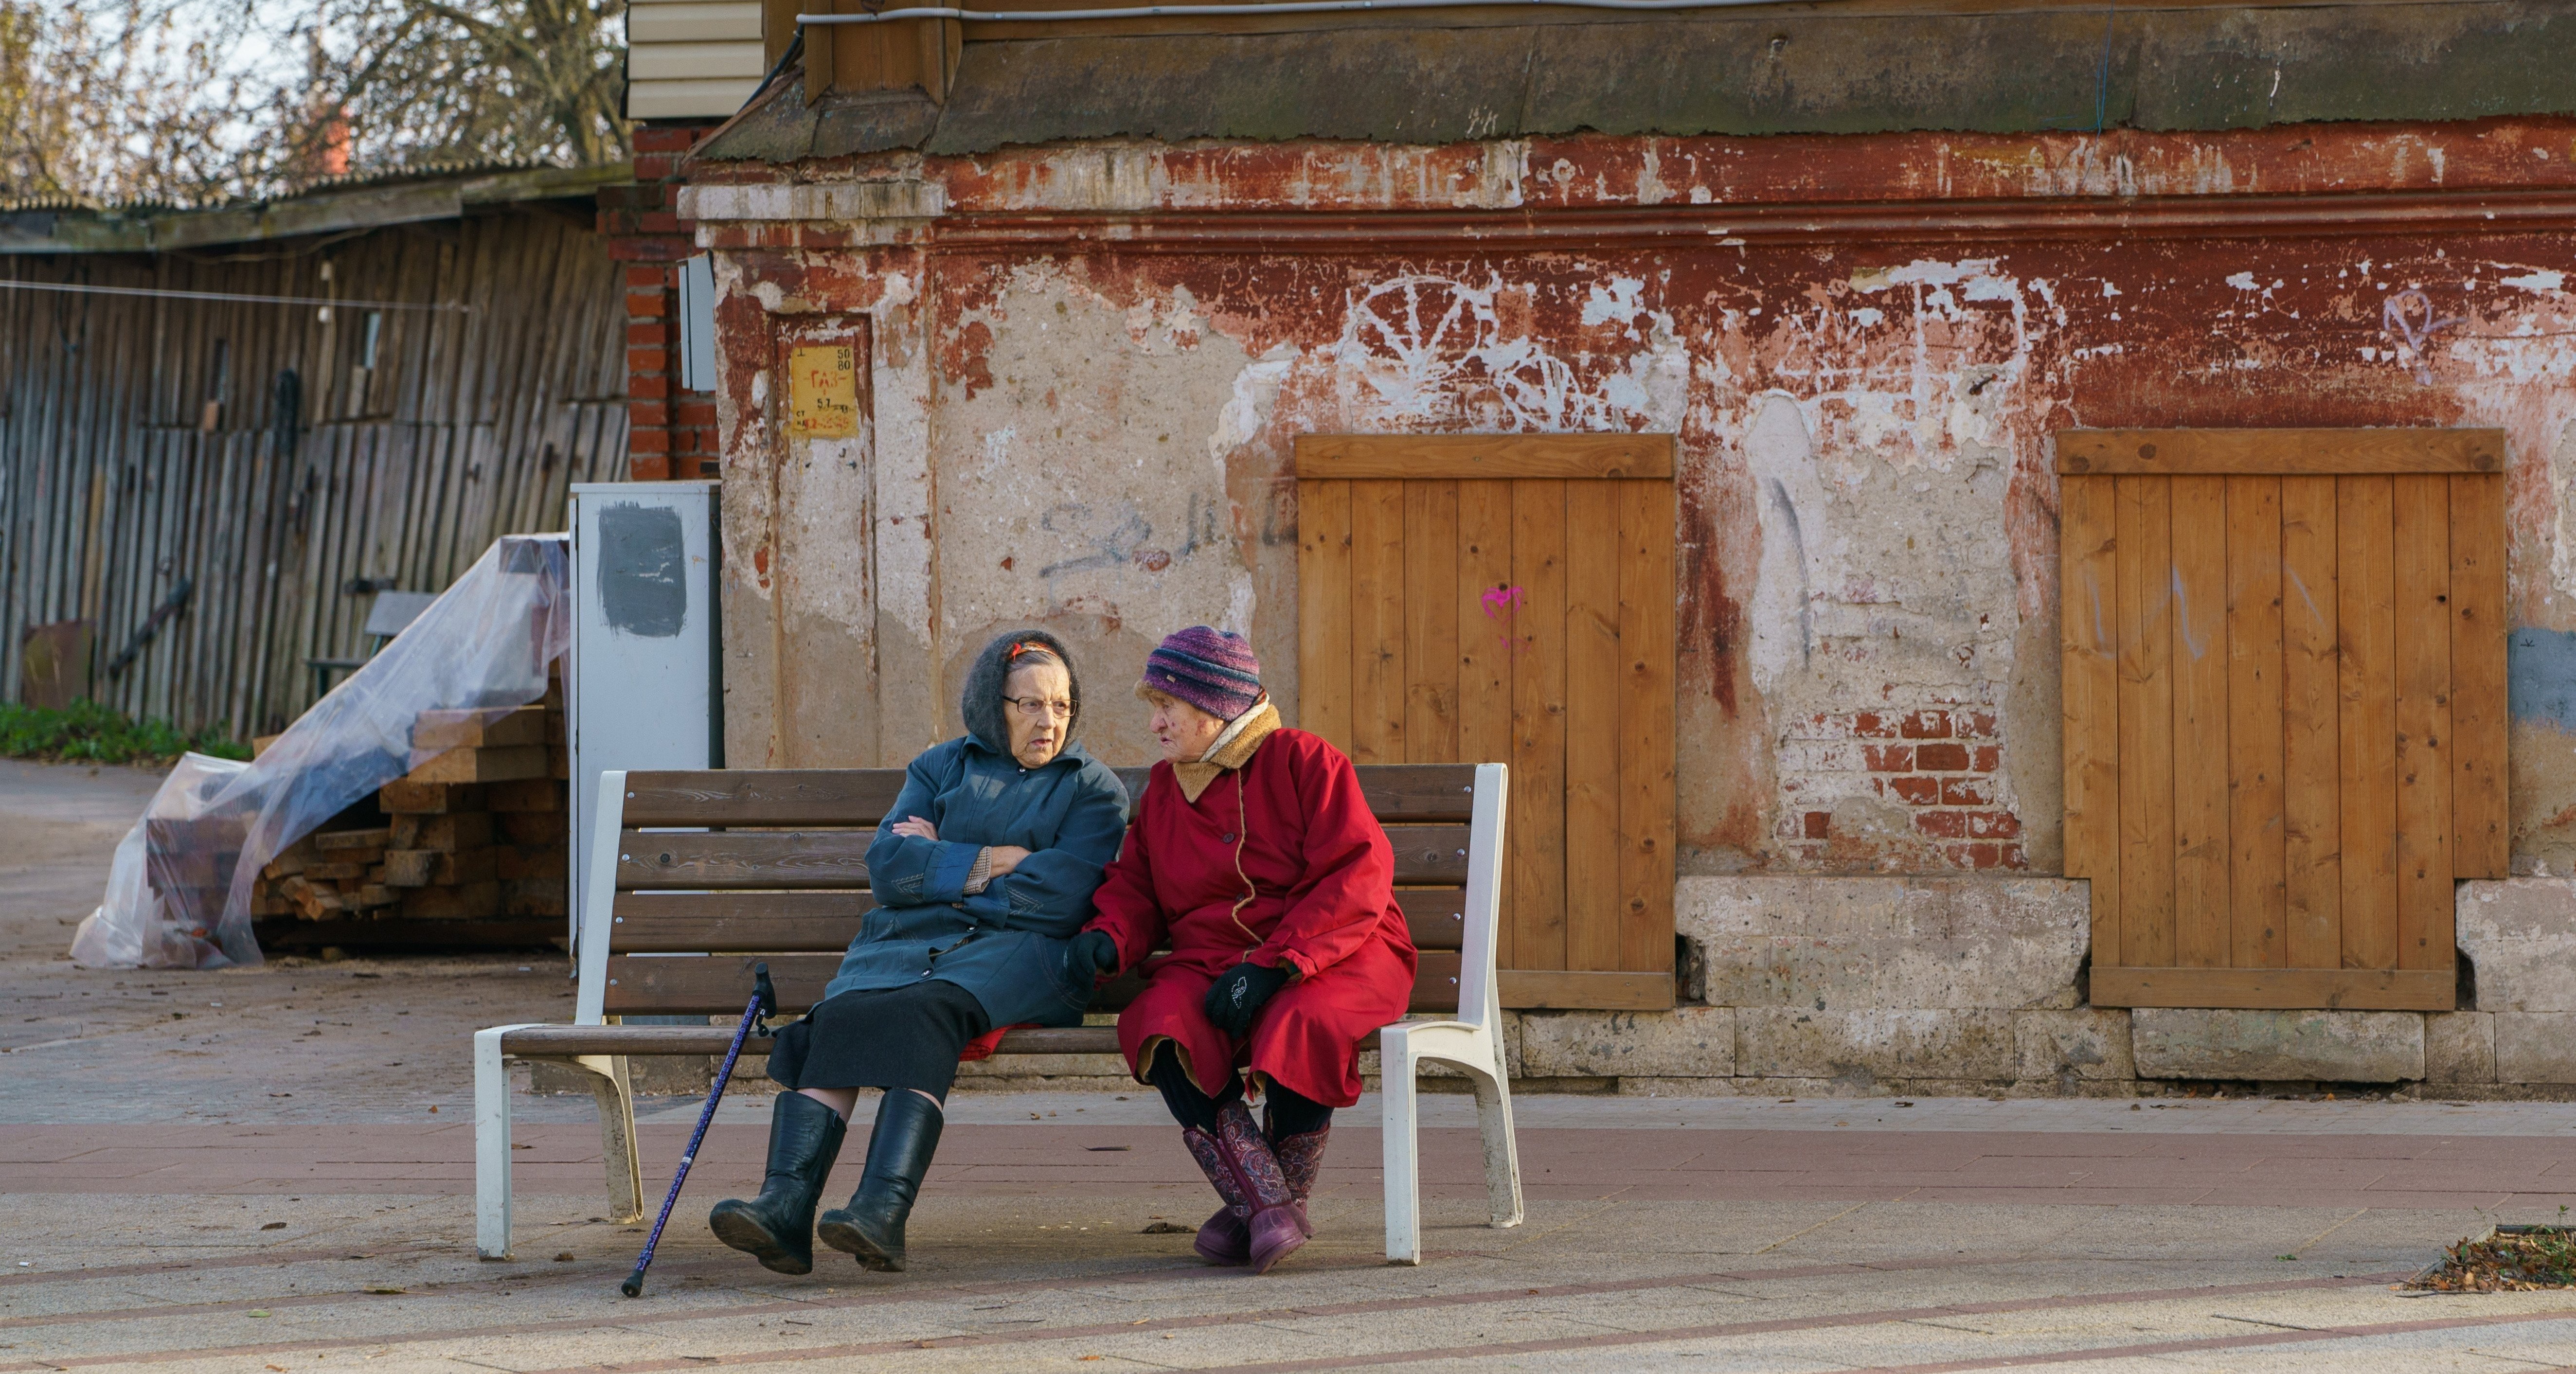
[823,736,1129,1028]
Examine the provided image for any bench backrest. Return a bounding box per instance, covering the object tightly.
[573,761,1507,1036]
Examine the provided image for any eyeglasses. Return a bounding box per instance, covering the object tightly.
[1004,695,1073,721]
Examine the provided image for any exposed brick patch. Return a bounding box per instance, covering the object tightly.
[1915,742,1972,771]
[1774,701,2027,872]
[1968,811,2022,839]
[605,120,722,481]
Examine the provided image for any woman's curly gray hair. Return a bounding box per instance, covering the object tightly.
[960,628,1082,754]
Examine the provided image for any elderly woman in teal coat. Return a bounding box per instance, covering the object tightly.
[709,629,1128,1275]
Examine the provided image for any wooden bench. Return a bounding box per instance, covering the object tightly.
[474,762,1521,1264]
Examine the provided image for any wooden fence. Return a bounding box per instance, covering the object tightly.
[0,201,628,737]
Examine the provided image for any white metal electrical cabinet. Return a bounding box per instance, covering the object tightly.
[568,481,722,951]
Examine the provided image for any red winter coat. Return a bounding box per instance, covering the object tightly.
[1084,718,1416,1107]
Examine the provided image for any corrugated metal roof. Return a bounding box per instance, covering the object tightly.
[0,162,634,254]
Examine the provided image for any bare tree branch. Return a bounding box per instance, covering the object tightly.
[0,0,628,207]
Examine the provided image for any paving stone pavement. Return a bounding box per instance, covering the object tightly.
[11,760,2576,1371]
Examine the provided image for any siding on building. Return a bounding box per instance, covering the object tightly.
[627,0,766,121]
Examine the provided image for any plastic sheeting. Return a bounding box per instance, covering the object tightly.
[71,535,571,969]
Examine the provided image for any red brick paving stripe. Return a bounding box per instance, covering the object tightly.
[491,1271,2419,1374]
[1843,1305,2576,1372]
[12,1124,2576,1208]
[0,1253,2095,1370]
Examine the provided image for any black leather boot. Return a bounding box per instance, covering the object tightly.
[816,1090,944,1272]
[708,1091,846,1275]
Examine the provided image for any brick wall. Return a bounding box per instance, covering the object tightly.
[600,123,719,482]
[1777,707,2027,872]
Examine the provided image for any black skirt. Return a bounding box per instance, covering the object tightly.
[766,980,993,1097]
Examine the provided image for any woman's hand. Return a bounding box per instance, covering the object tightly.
[1063,930,1120,985]
[1203,961,1290,1038]
[890,816,938,841]
[984,844,1032,877]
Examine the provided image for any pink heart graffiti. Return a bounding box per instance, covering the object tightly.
[1482,584,1525,655]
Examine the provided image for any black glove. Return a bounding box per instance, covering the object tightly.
[1064,930,1121,986]
[1203,961,1290,1038]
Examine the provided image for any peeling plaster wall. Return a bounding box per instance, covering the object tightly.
[689,119,2576,875]
[928,269,1274,765]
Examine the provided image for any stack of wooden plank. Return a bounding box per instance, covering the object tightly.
[146,815,250,928]
[253,826,395,919]
[379,776,567,919]
[383,698,570,922]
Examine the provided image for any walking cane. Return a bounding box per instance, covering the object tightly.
[622,962,777,1298]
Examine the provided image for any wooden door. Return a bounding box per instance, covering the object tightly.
[1295,434,1677,1011]
[2059,429,2508,1011]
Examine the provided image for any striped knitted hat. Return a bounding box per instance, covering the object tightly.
[1140,626,1264,720]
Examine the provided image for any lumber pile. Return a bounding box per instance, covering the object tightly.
[379,776,567,920]
[147,815,250,927]
[250,684,569,939]
[253,824,394,920]
[381,695,570,922]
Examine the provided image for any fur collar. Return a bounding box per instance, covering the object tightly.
[1171,698,1280,803]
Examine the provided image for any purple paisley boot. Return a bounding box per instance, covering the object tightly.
[1267,1105,1331,1208]
[1181,1125,1255,1266]
[1214,1099,1307,1273]
[1193,1103,1330,1266]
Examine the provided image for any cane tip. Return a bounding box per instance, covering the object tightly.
[620,1273,645,1298]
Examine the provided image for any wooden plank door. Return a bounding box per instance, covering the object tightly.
[2058,428,2508,1011]
[1295,434,1678,1011]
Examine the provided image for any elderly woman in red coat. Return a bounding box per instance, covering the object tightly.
[1061,626,1416,1274]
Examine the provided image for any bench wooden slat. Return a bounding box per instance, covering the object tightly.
[603,949,1466,1017]
[497,1022,1398,1059]
[606,887,1473,956]
[1382,826,1471,885]
[622,763,1481,829]
[617,831,871,890]
[1394,889,1467,949]
[614,825,1466,891]
[622,771,908,827]
[609,891,873,953]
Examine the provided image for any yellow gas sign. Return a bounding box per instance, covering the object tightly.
[787,343,858,439]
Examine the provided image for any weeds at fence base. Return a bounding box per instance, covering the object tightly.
[0,701,250,765]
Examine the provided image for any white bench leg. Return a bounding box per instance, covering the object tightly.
[575,1054,645,1224]
[1467,1047,1523,1230]
[474,1026,519,1260]
[1379,1031,1423,1266]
